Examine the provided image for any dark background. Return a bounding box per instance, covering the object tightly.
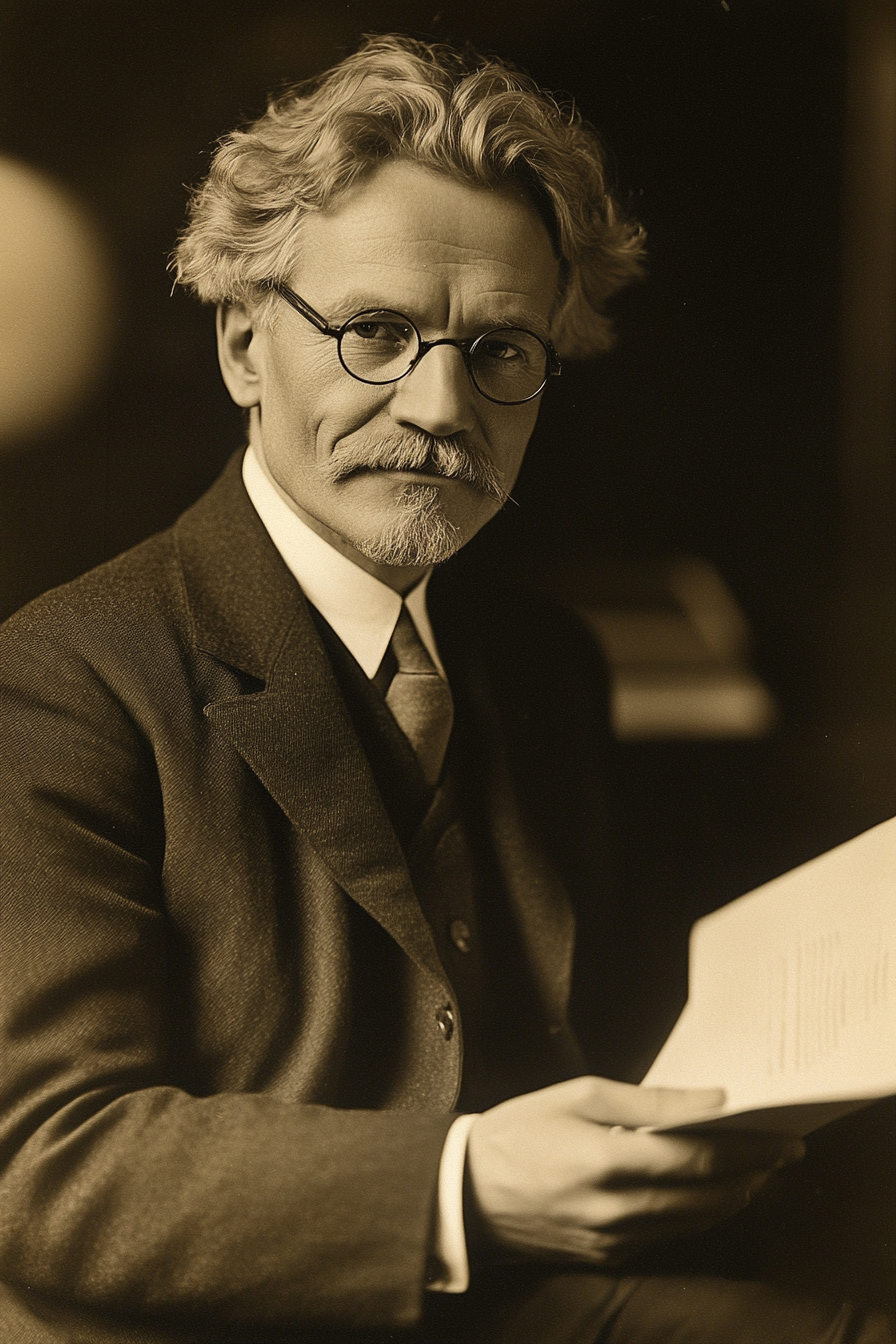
[1,0,893,1314]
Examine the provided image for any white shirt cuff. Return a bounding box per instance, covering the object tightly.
[426,1112,479,1293]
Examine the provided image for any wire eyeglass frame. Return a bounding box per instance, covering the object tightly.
[259,278,561,405]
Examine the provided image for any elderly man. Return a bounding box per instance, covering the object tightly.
[0,34,890,1344]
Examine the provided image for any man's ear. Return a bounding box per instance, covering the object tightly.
[216,303,262,408]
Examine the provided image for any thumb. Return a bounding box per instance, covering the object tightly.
[571,1076,726,1129]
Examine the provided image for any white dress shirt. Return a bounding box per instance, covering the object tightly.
[242,444,475,1292]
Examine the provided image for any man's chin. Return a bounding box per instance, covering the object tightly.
[354,514,464,568]
[352,482,469,567]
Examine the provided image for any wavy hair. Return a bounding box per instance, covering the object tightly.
[172,34,645,357]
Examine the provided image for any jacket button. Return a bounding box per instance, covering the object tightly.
[449,919,472,953]
[435,1005,455,1041]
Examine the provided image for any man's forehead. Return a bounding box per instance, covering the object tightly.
[288,160,560,326]
[313,263,553,324]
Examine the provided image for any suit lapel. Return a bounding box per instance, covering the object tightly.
[175,455,446,987]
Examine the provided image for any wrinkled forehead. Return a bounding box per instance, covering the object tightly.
[286,159,561,330]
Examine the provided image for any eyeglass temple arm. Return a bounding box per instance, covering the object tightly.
[258,280,339,336]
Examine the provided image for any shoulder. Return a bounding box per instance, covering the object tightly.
[0,451,251,678]
[0,524,191,711]
[0,455,242,716]
[2,526,182,644]
[0,530,198,784]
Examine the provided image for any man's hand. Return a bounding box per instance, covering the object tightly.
[466,1076,804,1266]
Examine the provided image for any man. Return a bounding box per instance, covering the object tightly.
[0,34,891,1344]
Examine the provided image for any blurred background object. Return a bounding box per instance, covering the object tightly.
[563,555,777,739]
[0,0,892,1313]
[0,155,114,448]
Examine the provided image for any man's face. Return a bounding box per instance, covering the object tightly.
[220,159,560,579]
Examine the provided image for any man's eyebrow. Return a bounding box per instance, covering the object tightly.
[325,292,407,320]
[478,309,552,337]
[322,292,552,339]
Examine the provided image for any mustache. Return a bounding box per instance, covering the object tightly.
[321,431,509,504]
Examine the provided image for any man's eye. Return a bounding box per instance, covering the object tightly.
[347,320,412,346]
[481,339,524,363]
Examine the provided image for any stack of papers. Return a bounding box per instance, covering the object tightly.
[641,816,896,1134]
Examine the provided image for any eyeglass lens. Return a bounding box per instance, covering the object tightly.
[338,313,549,403]
[340,316,418,381]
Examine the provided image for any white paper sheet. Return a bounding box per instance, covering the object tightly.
[641,816,896,1134]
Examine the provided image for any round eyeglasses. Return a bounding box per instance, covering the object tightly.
[259,279,561,405]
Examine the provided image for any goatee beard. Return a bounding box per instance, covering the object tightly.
[355,482,463,567]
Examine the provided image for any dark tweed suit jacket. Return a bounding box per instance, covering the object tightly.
[0,455,648,1344]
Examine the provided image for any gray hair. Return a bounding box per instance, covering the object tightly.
[172,34,645,357]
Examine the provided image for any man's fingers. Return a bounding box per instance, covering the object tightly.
[545,1078,804,1179]
[626,1083,729,1131]
[601,1127,805,1184]
[562,1075,727,1129]
[467,1074,805,1271]
[580,1170,770,1231]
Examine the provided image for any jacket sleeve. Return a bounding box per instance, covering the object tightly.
[0,623,453,1334]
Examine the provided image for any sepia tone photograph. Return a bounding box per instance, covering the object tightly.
[1,1,894,1341]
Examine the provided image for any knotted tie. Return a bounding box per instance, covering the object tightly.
[384,606,454,785]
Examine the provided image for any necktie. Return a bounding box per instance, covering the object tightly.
[384,606,454,785]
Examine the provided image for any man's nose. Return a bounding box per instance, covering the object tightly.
[388,344,477,438]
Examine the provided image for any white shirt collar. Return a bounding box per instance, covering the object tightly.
[241,444,445,679]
